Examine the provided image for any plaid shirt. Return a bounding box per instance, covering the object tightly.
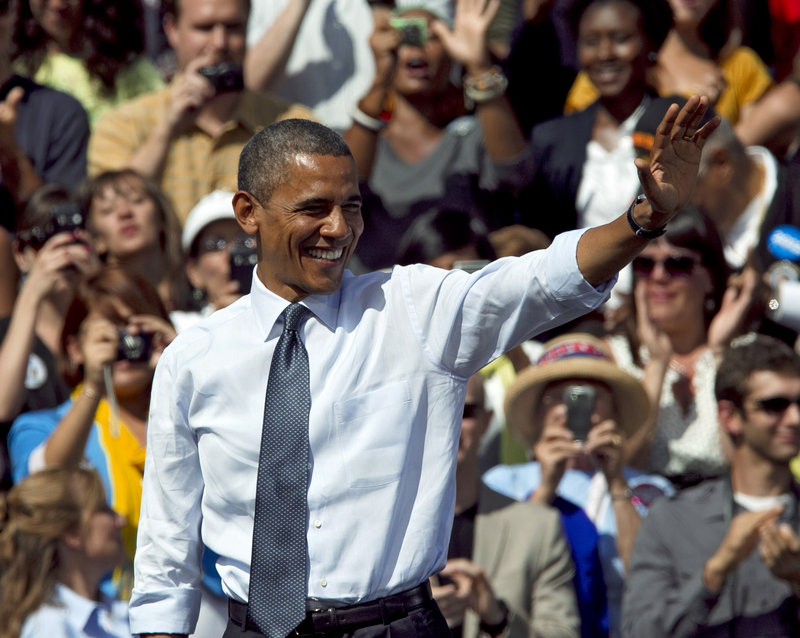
[88,87,315,223]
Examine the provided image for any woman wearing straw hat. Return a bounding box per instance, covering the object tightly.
[483,333,673,638]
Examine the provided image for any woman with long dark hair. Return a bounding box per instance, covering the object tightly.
[13,0,163,125]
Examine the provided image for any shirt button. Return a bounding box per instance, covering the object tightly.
[314,520,322,528]
[320,578,327,587]
[308,462,313,470]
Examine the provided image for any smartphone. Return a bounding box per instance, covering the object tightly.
[229,239,257,295]
[564,384,595,442]
[389,16,427,47]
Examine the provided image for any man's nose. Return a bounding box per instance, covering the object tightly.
[321,208,351,240]
[784,401,800,426]
[210,23,228,51]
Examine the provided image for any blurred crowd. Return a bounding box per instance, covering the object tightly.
[1,0,800,636]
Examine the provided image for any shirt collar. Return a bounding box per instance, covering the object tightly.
[53,583,108,632]
[249,267,342,339]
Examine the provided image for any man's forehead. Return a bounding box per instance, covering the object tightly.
[744,370,800,397]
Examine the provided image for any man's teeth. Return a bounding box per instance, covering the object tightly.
[306,247,343,260]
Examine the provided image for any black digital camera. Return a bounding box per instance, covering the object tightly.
[198,63,245,94]
[17,203,86,247]
[116,330,153,363]
[229,237,257,295]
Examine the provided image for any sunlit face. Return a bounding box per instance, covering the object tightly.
[90,179,161,261]
[736,371,800,464]
[164,0,248,71]
[29,0,82,48]
[578,0,649,99]
[79,503,126,572]
[667,0,717,30]
[237,153,363,302]
[633,238,711,333]
[392,10,451,97]
[186,218,245,305]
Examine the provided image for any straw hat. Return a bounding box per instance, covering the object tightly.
[504,333,650,448]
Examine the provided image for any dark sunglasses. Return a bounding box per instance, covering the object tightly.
[463,403,483,419]
[632,255,699,278]
[748,395,800,416]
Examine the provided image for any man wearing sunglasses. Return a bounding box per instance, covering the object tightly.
[624,334,800,637]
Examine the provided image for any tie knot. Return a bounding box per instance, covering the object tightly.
[282,303,309,331]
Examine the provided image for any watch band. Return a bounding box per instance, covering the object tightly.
[626,194,666,239]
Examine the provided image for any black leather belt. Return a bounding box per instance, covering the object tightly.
[228,582,433,635]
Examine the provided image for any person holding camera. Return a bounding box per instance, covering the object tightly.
[344,0,531,271]
[0,186,96,432]
[483,333,673,638]
[170,189,255,332]
[6,266,175,599]
[87,0,315,224]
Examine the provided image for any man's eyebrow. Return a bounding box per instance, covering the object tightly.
[295,195,362,208]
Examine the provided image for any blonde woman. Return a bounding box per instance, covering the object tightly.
[0,467,129,638]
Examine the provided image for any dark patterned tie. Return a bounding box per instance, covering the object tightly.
[248,303,311,637]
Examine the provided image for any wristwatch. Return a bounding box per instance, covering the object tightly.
[626,194,666,239]
[479,600,509,637]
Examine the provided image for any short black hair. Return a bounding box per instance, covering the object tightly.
[566,0,673,54]
[715,334,800,408]
[238,119,353,203]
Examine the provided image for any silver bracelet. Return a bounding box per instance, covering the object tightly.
[463,66,509,109]
[351,107,387,133]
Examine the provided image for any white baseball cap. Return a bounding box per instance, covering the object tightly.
[182,190,237,253]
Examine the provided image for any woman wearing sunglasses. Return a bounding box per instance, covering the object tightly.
[606,206,758,488]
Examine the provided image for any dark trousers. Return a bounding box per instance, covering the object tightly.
[223,591,450,638]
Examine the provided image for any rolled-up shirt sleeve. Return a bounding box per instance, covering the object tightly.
[402,228,615,378]
[129,344,205,635]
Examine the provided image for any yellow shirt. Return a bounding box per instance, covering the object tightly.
[564,46,774,125]
[89,88,315,223]
[30,53,164,127]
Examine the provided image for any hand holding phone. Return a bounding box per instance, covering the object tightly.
[564,385,595,442]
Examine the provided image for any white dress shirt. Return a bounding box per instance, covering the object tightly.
[130,229,612,635]
[21,583,131,638]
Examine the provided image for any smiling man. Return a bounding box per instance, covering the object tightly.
[130,105,717,638]
[624,334,800,637]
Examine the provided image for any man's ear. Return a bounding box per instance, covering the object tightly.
[718,399,743,438]
[232,191,260,236]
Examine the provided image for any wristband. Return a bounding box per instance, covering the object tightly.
[626,194,666,239]
[81,385,102,401]
[351,107,387,133]
[463,66,508,109]
[479,600,509,638]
